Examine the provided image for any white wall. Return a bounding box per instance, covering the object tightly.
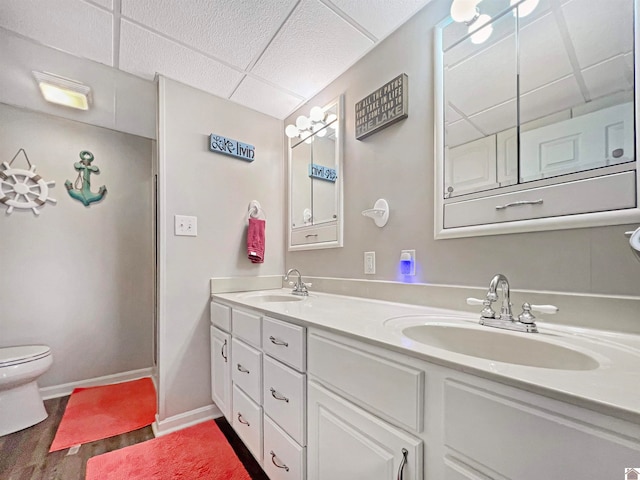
[157,77,284,420]
[0,103,154,387]
[284,0,640,298]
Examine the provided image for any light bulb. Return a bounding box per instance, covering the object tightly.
[510,0,539,17]
[285,124,299,138]
[326,113,337,125]
[296,115,310,130]
[309,106,325,122]
[316,127,327,137]
[450,0,480,23]
[469,14,492,44]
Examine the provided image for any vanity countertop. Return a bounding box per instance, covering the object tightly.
[211,288,640,424]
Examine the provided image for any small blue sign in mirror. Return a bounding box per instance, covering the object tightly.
[308,163,337,182]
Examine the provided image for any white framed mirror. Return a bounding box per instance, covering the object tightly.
[435,0,640,238]
[287,95,343,250]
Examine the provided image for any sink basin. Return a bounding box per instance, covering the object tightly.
[402,324,599,370]
[244,294,304,303]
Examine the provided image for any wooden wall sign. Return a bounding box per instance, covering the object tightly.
[209,134,255,162]
[355,74,408,140]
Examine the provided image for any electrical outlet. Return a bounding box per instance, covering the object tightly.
[364,251,375,275]
[175,215,197,236]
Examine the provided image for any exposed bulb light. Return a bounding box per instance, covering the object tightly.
[285,124,299,138]
[309,106,325,122]
[296,115,310,130]
[33,71,91,110]
[469,14,493,44]
[285,105,336,140]
[510,0,539,17]
[326,113,337,125]
[450,0,481,23]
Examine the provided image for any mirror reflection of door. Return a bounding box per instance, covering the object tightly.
[442,0,635,199]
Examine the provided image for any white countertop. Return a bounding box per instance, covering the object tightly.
[212,288,640,423]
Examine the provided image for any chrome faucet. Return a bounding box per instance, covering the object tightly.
[285,268,310,296]
[467,274,549,333]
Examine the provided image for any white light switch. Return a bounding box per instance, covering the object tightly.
[364,251,375,274]
[175,215,197,236]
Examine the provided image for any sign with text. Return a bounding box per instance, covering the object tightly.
[209,134,255,162]
[308,163,337,182]
[355,74,408,140]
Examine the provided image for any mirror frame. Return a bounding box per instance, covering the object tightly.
[434,3,640,239]
[288,95,344,251]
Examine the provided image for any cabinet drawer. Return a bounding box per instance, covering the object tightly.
[263,316,306,372]
[308,330,423,432]
[232,338,262,403]
[444,171,636,228]
[263,414,306,480]
[291,223,337,246]
[232,384,263,464]
[210,301,231,332]
[232,308,262,347]
[263,355,306,446]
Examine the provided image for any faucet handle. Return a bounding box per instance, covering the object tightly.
[518,303,559,325]
[466,297,485,306]
[467,297,496,319]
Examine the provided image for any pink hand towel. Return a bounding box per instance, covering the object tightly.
[247,217,266,263]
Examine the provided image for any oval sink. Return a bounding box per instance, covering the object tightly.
[244,294,304,303]
[402,324,599,370]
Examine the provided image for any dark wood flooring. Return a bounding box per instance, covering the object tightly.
[0,396,269,480]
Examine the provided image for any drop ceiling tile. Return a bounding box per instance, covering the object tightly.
[121,0,298,70]
[86,0,113,10]
[119,20,244,98]
[251,0,373,97]
[0,0,113,65]
[582,55,634,101]
[446,119,485,148]
[231,76,303,119]
[329,0,429,39]
[519,75,583,124]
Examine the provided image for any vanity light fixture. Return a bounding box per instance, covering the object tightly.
[285,106,336,141]
[33,71,92,111]
[450,0,481,23]
[469,14,493,44]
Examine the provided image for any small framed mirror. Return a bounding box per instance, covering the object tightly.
[287,95,343,250]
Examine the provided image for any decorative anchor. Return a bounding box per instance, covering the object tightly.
[65,150,107,206]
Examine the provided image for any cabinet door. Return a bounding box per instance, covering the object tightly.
[307,381,422,480]
[445,135,498,197]
[210,326,231,422]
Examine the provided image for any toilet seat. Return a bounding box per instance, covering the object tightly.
[0,345,51,367]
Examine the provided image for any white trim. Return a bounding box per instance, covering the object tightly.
[151,403,222,437]
[39,367,156,400]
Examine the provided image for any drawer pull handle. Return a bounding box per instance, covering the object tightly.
[221,339,228,363]
[237,413,250,426]
[237,364,250,374]
[269,336,289,347]
[270,387,290,403]
[495,199,543,210]
[397,448,408,480]
[305,233,318,238]
[270,451,290,472]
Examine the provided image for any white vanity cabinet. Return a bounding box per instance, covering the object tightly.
[210,326,231,421]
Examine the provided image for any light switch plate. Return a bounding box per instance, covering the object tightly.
[175,215,197,236]
[364,251,375,274]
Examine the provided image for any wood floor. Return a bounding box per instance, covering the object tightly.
[0,396,269,480]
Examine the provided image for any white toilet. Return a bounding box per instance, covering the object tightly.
[0,345,53,436]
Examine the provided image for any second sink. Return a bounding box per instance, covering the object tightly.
[402,323,600,370]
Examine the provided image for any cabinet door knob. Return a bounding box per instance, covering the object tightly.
[221,339,228,362]
[237,364,250,374]
[269,336,289,347]
[397,448,408,480]
[237,413,250,426]
[270,451,290,472]
[270,387,290,403]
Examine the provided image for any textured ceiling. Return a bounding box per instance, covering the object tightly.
[0,0,432,119]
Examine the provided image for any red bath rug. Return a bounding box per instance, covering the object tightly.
[85,420,251,480]
[49,377,156,452]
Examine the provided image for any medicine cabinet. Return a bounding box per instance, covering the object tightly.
[288,96,343,250]
[434,0,640,238]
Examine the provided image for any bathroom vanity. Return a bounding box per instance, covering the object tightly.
[210,289,640,480]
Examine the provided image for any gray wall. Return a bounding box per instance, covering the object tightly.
[0,103,154,387]
[285,0,640,297]
[158,77,285,419]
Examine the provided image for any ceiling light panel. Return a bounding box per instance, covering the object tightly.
[121,0,298,70]
[230,76,304,119]
[330,0,431,39]
[251,0,373,97]
[0,0,113,66]
[119,20,244,98]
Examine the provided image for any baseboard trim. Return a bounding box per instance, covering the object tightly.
[152,403,222,437]
[40,367,156,400]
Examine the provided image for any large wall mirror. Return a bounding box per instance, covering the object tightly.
[287,96,343,250]
[435,0,640,238]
